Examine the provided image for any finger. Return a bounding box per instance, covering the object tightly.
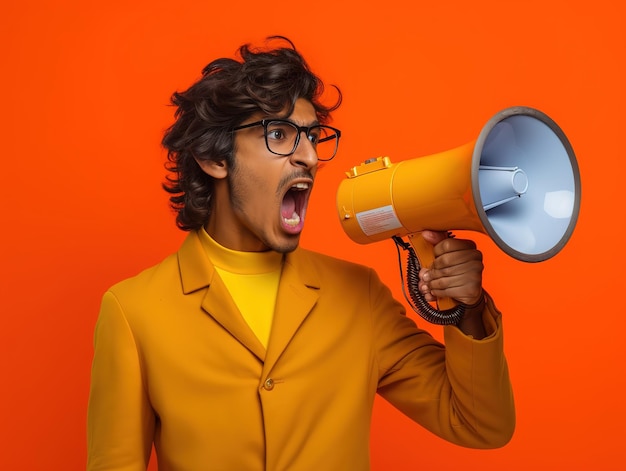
[427,258,484,285]
[425,263,484,305]
[428,281,483,306]
[431,248,483,273]
[432,237,477,260]
[418,274,437,302]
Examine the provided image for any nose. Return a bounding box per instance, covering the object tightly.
[290,132,318,169]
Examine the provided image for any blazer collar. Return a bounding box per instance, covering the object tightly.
[177,230,321,292]
[176,230,322,367]
[178,230,216,294]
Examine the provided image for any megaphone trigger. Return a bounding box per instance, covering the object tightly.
[407,232,458,311]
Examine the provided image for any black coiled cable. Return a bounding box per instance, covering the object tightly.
[393,236,465,325]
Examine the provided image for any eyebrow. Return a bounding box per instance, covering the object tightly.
[269,117,321,127]
[232,117,322,134]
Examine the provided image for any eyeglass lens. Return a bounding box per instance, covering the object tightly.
[265,121,338,161]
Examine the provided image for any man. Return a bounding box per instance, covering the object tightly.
[87,37,515,471]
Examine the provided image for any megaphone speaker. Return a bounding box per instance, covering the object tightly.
[336,106,581,323]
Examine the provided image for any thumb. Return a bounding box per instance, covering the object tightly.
[420,230,449,245]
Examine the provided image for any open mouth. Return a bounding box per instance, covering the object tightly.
[281,181,311,232]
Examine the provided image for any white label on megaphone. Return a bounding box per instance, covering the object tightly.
[355,205,403,236]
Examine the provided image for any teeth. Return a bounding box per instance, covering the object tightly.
[283,211,301,227]
[291,182,309,190]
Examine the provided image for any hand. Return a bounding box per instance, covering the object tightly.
[418,230,484,307]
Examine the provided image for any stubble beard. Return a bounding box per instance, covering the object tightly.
[227,171,301,254]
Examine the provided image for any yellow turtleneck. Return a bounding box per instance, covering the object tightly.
[198,228,283,348]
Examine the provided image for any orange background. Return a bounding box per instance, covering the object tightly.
[1,1,624,469]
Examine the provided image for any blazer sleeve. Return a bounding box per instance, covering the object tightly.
[370,269,515,449]
[87,291,155,471]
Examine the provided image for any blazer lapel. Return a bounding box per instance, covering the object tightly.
[263,248,320,374]
[177,231,266,362]
[200,277,266,361]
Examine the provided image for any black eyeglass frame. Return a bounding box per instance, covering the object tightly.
[232,119,342,161]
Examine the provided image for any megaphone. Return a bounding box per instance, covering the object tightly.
[336,106,581,323]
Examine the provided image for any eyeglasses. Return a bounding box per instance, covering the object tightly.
[232,119,341,161]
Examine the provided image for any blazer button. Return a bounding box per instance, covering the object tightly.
[263,378,275,390]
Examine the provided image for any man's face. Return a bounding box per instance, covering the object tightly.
[203,98,319,253]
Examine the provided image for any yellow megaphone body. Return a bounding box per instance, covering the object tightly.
[336,106,581,322]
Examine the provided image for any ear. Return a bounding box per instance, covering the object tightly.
[194,156,228,179]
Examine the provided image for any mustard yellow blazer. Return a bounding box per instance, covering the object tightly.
[87,230,515,470]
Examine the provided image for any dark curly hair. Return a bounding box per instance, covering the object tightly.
[161,36,342,231]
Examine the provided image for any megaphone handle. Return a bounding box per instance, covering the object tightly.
[407,232,459,311]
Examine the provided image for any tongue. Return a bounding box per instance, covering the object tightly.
[281,191,296,218]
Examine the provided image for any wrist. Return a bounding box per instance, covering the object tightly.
[454,291,487,338]
[462,290,486,316]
